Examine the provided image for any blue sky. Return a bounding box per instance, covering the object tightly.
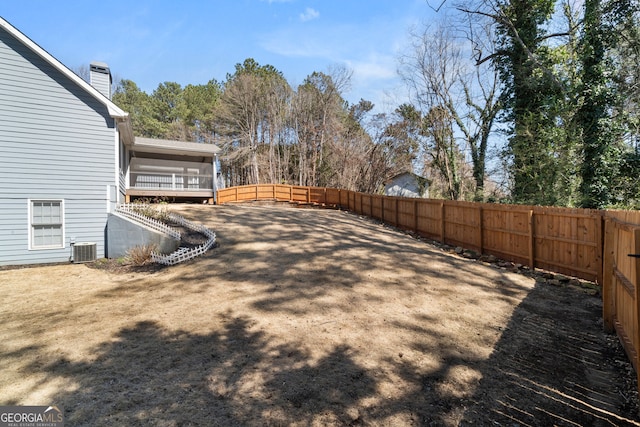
[2,0,440,112]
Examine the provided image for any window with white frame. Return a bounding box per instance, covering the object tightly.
[29,200,64,249]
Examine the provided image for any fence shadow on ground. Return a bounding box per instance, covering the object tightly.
[459,280,640,426]
[377,281,640,426]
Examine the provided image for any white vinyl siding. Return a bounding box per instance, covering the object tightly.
[29,200,64,249]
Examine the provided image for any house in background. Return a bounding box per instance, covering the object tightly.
[384,172,430,198]
[0,17,219,266]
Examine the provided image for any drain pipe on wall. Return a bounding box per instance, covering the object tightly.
[69,237,75,262]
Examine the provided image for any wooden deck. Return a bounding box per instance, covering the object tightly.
[125,188,214,203]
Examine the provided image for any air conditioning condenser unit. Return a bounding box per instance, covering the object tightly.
[73,242,97,263]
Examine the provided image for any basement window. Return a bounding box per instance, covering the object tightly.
[29,200,64,249]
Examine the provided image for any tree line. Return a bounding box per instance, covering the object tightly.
[112,59,415,195]
[109,0,640,209]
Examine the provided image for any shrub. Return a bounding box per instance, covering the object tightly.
[126,244,157,266]
[131,198,170,223]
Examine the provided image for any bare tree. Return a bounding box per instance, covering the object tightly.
[258,75,293,184]
[360,108,420,194]
[213,59,293,186]
[292,66,351,186]
[323,99,373,191]
[215,73,263,185]
[399,18,500,200]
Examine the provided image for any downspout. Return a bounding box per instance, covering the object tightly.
[115,116,133,203]
[111,119,119,212]
[124,144,130,198]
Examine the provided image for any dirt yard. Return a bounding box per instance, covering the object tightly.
[1,203,638,426]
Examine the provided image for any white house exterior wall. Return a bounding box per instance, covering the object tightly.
[0,25,117,265]
[384,173,425,198]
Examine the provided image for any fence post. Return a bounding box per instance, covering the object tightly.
[370,195,373,217]
[596,212,604,286]
[478,205,484,254]
[440,202,445,244]
[414,199,418,233]
[634,227,640,389]
[382,197,385,223]
[255,185,258,201]
[528,210,535,270]
[634,228,640,381]
[395,198,399,227]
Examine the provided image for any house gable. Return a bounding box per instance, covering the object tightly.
[0,19,126,265]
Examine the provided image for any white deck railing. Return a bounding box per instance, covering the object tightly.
[130,172,212,191]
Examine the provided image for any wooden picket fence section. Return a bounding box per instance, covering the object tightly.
[218,184,603,282]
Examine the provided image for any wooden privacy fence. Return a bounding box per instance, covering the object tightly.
[218,184,603,282]
[603,210,640,392]
[218,184,640,393]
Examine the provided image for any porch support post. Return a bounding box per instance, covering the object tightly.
[212,154,218,204]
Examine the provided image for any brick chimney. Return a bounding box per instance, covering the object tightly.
[89,61,112,99]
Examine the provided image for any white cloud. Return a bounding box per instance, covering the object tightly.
[346,56,396,81]
[257,13,410,112]
[299,7,319,22]
[259,26,338,58]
